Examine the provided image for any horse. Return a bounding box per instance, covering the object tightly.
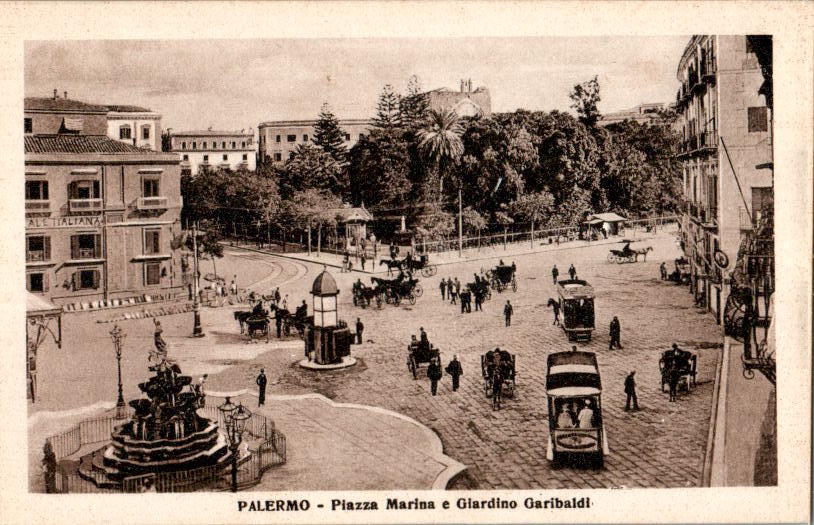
[234,310,253,333]
[634,246,653,262]
[379,258,402,276]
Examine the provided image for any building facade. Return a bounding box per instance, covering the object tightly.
[257,119,372,165]
[25,95,184,306]
[169,129,256,175]
[106,105,162,151]
[675,35,773,322]
[598,103,668,127]
[423,79,492,118]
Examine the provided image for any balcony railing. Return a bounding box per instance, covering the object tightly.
[137,196,169,211]
[700,57,716,80]
[698,130,718,151]
[76,247,99,259]
[25,200,51,213]
[69,198,103,213]
[26,251,47,263]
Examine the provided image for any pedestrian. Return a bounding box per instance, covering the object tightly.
[274,287,281,305]
[230,277,238,296]
[281,294,288,311]
[504,300,513,327]
[552,264,559,285]
[42,442,57,494]
[449,278,457,304]
[256,368,267,406]
[609,316,623,350]
[455,278,461,300]
[474,289,482,311]
[356,317,364,344]
[445,355,463,392]
[427,358,442,396]
[550,299,560,325]
[624,370,640,411]
[199,374,208,407]
[439,278,446,301]
[460,290,468,314]
[275,314,282,338]
[342,250,350,272]
[360,252,367,271]
[568,264,577,280]
[659,262,668,280]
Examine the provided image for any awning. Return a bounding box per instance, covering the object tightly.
[26,292,61,317]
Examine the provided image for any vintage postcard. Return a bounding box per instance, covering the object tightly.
[0,2,811,524]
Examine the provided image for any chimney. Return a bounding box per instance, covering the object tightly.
[53,89,57,100]
[64,91,68,100]
[460,80,464,93]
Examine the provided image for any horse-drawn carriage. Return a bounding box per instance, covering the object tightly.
[406,339,441,379]
[467,278,491,302]
[481,349,516,409]
[658,348,697,393]
[371,274,423,306]
[607,240,653,264]
[667,257,692,285]
[380,253,437,277]
[546,350,609,468]
[557,279,596,342]
[234,305,270,343]
[352,281,383,309]
[490,263,517,293]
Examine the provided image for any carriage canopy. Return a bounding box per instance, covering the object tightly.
[546,351,601,394]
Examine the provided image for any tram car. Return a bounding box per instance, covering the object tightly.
[556,279,596,342]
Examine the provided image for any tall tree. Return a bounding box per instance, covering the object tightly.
[399,75,429,133]
[280,143,346,199]
[569,75,602,128]
[312,102,348,164]
[418,108,464,197]
[373,84,402,132]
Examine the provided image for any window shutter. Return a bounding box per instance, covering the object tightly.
[93,180,100,199]
[43,273,49,292]
[72,271,77,291]
[92,270,100,289]
[68,181,75,200]
[70,235,79,259]
[26,275,31,292]
[44,237,51,261]
[42,182,49,200]
[94,234,102,258]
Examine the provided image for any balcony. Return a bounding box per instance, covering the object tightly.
[700,57,716,81]
[702,206,718,229]
[25,200,51,213]
[68,198,103,213]
[740,208,755,231]
[697,130,718,152]
[137,196,169,211]
[26,250,48,263]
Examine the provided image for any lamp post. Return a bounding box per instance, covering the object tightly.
[191,222,205,338]
[218,397,251,492]
[110,324,126,418]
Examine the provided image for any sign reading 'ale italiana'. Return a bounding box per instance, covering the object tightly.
[27,216,104,229]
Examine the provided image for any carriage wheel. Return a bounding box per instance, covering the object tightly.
[625,255,634,264]
[428,264,437,277]
[511,279,517,292]
[421,267,432,278]
[414,284,423,297]
[408,292,416,305]
[607,253,615,263]
[392,293,401,306]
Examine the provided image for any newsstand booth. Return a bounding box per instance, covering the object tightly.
[305,269,352,365]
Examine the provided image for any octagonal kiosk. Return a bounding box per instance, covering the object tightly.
[302,269,354,369]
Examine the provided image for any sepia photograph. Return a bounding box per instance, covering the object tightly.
[2,2,811,524]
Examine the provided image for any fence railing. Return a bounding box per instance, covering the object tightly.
[44,406,285,494]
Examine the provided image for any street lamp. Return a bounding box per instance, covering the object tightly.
[218,397,252,492]
[191,222,205,338]
[110,324,126,418]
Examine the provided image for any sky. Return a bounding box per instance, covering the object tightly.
[25,37,689,132]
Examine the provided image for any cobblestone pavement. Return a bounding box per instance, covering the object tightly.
[253,232,722,489]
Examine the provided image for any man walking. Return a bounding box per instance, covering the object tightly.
[445,355,463,392]
[552,264,559,285]
[256,368,267,407]
[551,299,560,325]
[230,277,238,296]
[360,252,367,272]
[449,278,458,304]
[504,300,513,327]
[609,316,623,350]
[624,370,639,411]
[439,278,446,301]
[355,317,364,344]
[568,264,577,280]
[427,358,442,396]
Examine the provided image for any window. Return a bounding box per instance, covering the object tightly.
[192,141,197,150]
[145,262,161,285]
[232,141,236,148]
[276,135,281,143]
[25,180,49,200]
[26,235,50,262]
[241,141,246,148]
[344,133,350,141]
[242,154,248,161]
[183,154,189,161]
[144,229,161,255]
[222,141,226,148]
[142,178,159,198]
[748,106,768,132]
[274,153,282,162]
[70,234,101,260]
[69,180,100,200]
[119,125,132,140]
[212,142,217,149]
[223,154,228,161]
[75,269,100,290]
[142,126,150,139]
[287,134,296,142]
[27,272,48,293]
[303,134,309,142]
[203,155,209,162]
[24,118,32,134]
[203,141,208,149]
[182,141,187,149]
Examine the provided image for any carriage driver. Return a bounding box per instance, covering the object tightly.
[252,300,265,317]
[419,327,429,352]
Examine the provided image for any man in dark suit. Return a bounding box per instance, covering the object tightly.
[256,368,267,407]
[609,316,623,350]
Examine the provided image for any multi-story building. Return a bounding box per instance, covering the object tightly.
[675,36,773,322]
[106,104,162,151]
[24,94,184,306]
[169,129,256,175]
[258,119,372,165]
[598,103,668,127]
[423,79,492,118]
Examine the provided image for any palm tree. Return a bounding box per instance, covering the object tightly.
[418,108,464,198]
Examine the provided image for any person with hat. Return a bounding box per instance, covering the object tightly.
[445,355,464,392]
[577,399,595,428]
[427,357,442,396]
[504,300,513,327]
[355,317,364,344]
[624,371,639,411]
[552,264,559,285]
[256,368,267,407]
[568,264,577,280]
[609,316,623,350]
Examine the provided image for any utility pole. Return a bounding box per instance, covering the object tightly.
[191,222,205,338]
[458,188,463,258]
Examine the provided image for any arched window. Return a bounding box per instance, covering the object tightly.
[182,141,187,149]
[119,125,132,140]
[241,141,246,148]
[222,141,226,148]
[192,142,197,150]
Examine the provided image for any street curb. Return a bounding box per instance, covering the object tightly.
[706,337,731,486]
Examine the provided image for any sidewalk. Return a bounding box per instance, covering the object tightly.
[232,226,672,275]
